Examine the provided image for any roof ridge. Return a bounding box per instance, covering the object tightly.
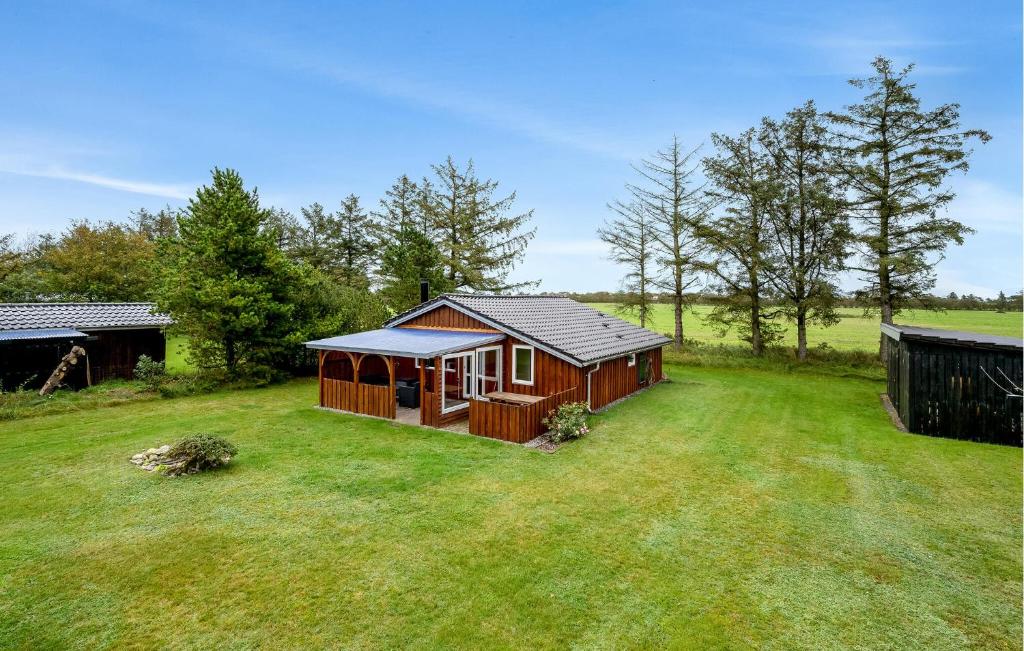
[0,301,158,307]
[443,293,573,299]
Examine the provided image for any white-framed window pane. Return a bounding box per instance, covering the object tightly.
[513,346,533,384]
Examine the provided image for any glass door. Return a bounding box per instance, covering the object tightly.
[475,346,501,397]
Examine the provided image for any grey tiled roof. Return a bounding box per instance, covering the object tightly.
[882,323,1023,350]
[387,294,670,365]
[0,303,172,331]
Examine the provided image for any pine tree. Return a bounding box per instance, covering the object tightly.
[378,227,451,312]
[627,136,707,348]
[334,194,377,289]
[373,175,449,308]
[698,129,783,355]
[130,206,179,241]
[264,208,300,251]
[827,57,990,355]
[374,175,432,240]
[424,157,536,292]
[156,168,299,380]
[759,101,851,360]
[291,202,342,272]
[598,201,657,328]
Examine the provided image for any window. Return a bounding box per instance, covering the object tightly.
[512,345,534,385]
[627,353,636,367]
[414,358,435,369]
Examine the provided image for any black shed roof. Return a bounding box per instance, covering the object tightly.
[0,303,172,332]
[386,294,671,366]
[881,323,1023,351]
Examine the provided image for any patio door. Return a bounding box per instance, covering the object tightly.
[441,352,473,414]
[475,346,502,397]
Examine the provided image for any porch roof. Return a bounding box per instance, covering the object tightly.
[305,328,504,358]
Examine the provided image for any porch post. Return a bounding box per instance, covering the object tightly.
[434,356,441,422]
[386,355,396,419]
[317,350,324,407]
[419,358,426,425]
[349,352,362,413]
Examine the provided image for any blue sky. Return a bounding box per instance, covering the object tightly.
[1,0,1020,296]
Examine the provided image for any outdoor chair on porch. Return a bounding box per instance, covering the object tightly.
[396,379,420,408]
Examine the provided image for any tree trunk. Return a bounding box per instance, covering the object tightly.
[39,346,86,396]
[750,295,763,356]
[225,337,236,374]
[673,291,683,351]
[796,307,808,361]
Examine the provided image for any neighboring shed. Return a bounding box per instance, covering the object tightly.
[0,303,172,390]
[882,324,1023,446]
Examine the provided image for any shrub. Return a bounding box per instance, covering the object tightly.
[163,434,238,476]
[543,401,591,443]
[133,354,166,390]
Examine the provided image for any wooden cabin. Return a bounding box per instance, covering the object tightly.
[0,303,172,390]
[882,324,1023,446]
[306,294,670,443]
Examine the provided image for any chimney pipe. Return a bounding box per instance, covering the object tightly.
[420,279,429,303]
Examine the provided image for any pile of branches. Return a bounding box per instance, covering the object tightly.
[131,434,237,477]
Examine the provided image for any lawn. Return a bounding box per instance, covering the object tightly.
[591,304,1024,351]
[1,364,1019,649]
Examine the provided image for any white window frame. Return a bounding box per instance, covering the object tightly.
[476,345,502,396]
[414,357,435,369]
[511,344,534,386]
[440,352,472,414]
[627,353,636,367]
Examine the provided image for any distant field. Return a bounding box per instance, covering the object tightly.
[590,304,1023,351]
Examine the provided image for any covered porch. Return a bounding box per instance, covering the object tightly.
[305,328,583,443]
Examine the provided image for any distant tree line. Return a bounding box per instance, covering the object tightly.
[0,157,534,381]
[560,290,1024,313]
[599,57,992,359]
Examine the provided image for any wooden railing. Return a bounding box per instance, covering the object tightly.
[321,378,394,419]
[468,386,583,444]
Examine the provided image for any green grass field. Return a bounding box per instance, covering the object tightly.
[1,364,1019,649]
[590,304,1023,351]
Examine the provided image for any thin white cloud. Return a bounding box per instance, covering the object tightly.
[0,167,191,200]
[948,179,1023,235]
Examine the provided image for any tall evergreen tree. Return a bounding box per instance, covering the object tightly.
[628,136,707,349]
[335,194,377,289]
[156,168,299,380]
[378,228,451,312]
[598,201,657,328]
[264,208,300,252]
[373,175,449,308]
[698,129,783,355]
[827,57,990,355]
[759,102,851,360]
[130,206,180,241]
[291,202,342,272]
[424,157,536,292]
[374,175,432,240]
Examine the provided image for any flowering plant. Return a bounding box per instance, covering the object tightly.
[542,401,591,443]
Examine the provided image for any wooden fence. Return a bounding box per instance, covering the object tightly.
[468,386,583,443]
[321,378,394,419]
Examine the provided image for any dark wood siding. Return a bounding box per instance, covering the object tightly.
[885,336,1022,445]
[503,336,585,397]
[589,347,663,411]
[397,305,499,331]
